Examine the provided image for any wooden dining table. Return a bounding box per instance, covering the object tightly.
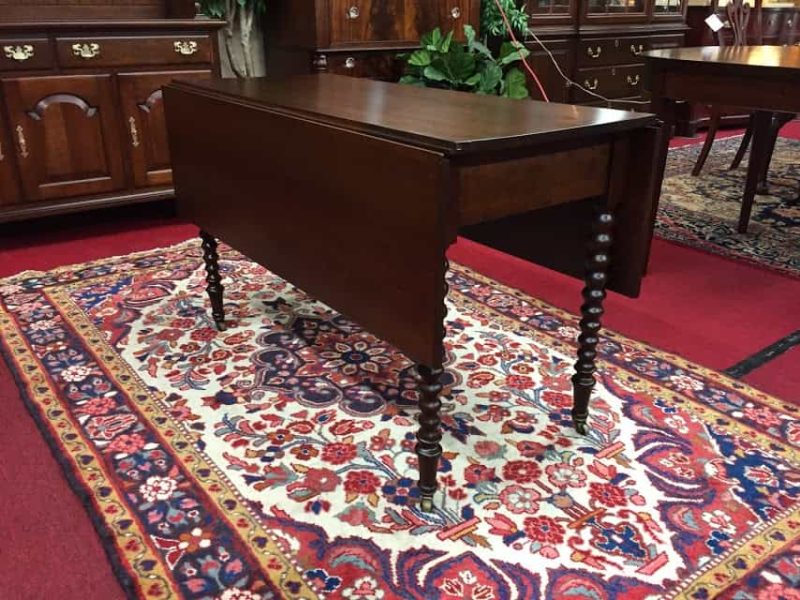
[644,46,800,232]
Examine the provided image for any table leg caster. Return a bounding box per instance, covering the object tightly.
[420,495,435,513]
[573,412,589,435]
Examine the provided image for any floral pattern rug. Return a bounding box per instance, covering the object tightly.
[658,135,800,278]
[2,241,800,600]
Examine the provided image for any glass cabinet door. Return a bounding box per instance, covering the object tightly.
[585,0,646,16]
[653,0,685,17]
[529,0,573,15]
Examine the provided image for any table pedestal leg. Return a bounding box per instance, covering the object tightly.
[739,111,773,233]
[416,364,444,512]
[200,230,226,331]
[572,208,613,435]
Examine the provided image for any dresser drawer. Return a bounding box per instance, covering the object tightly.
[325,51,403,80]
[647,34,684,50]
[1,38,53,71]
[55,35,212,69]
[578,36,650,67]
[573,65,646,102]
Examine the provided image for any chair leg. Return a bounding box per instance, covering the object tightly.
[729,115,754,170]
[692,111,721,176]
[756,113,781,195]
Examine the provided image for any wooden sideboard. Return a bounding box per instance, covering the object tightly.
[265,0,687,108]
[0,3,224,223]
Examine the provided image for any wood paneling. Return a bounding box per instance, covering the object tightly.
[0,97,20,207]
[3,74,125,201]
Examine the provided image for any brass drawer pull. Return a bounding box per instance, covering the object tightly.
[344,57,356,69]
[72,42,100,59]
[128,117,140,148]
[627,74,641,86]
[174,40,198,56]
[586,46,602,59]
[630,44,644,56]
[451,6,462,19]
[346,5,360,19]
[15,125,29,159]
[3,44,34,61]
[584,78,599,91]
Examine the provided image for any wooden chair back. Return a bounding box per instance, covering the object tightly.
[723,0,752,46]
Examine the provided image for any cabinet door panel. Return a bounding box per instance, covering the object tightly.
[0,109,21,207]
[3,75,125,201]
[119,70,211,188]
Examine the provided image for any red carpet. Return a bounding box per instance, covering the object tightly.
[1,126,798,598]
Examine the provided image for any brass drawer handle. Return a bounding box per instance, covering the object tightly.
[15,125,29,159]
[346,5,360,19]
[3,44,34,61]
[630,44,644,56]
[586,46,602,59]
[451,6,462,19]
[344,57,356,69]
[584,78,599,91]
[72,42,100,59]
[627,74,641,86]
[174,40,198,56]
[128,117,140,148]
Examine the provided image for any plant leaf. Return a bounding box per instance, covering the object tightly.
[408,49,432,67]
[502,68,531,99]
[499,41,530,66]
[423,65,448,82]
[478,63,503,94]
[399,75,425,87]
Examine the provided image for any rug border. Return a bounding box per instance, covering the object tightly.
[0,324,141,600]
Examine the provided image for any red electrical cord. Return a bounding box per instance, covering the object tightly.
[492,0,550,102]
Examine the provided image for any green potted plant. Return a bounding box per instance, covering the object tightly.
[399,25,530,99]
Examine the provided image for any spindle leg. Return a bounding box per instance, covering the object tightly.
[200,230,226,331]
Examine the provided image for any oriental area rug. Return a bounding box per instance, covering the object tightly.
[2,241,800,600]
[657,136,800,279]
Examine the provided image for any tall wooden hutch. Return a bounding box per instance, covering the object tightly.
[266,0,688,107]
[0,0,224,223]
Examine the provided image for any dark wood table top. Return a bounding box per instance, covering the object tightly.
[170,74,655,155]
[643,46,800,79]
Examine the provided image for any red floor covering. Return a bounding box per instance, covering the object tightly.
[1,128,798,598]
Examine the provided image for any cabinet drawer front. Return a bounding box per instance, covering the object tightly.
[325,52,403,80]
[56,35,212,69]
[578,36,652,67]
[330,0,406,44]
[647,34,684,50]
[1,38,53,71]
[573,65,646,102]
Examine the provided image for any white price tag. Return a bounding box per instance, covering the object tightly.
[705,14,725,33]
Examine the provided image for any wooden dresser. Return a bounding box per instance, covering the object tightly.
[0,1,224,223]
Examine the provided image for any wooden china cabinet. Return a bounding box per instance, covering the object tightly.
[265,1,687,109]
[0,0,224,223]
[525,0,688,107]
[265,1,482,80]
